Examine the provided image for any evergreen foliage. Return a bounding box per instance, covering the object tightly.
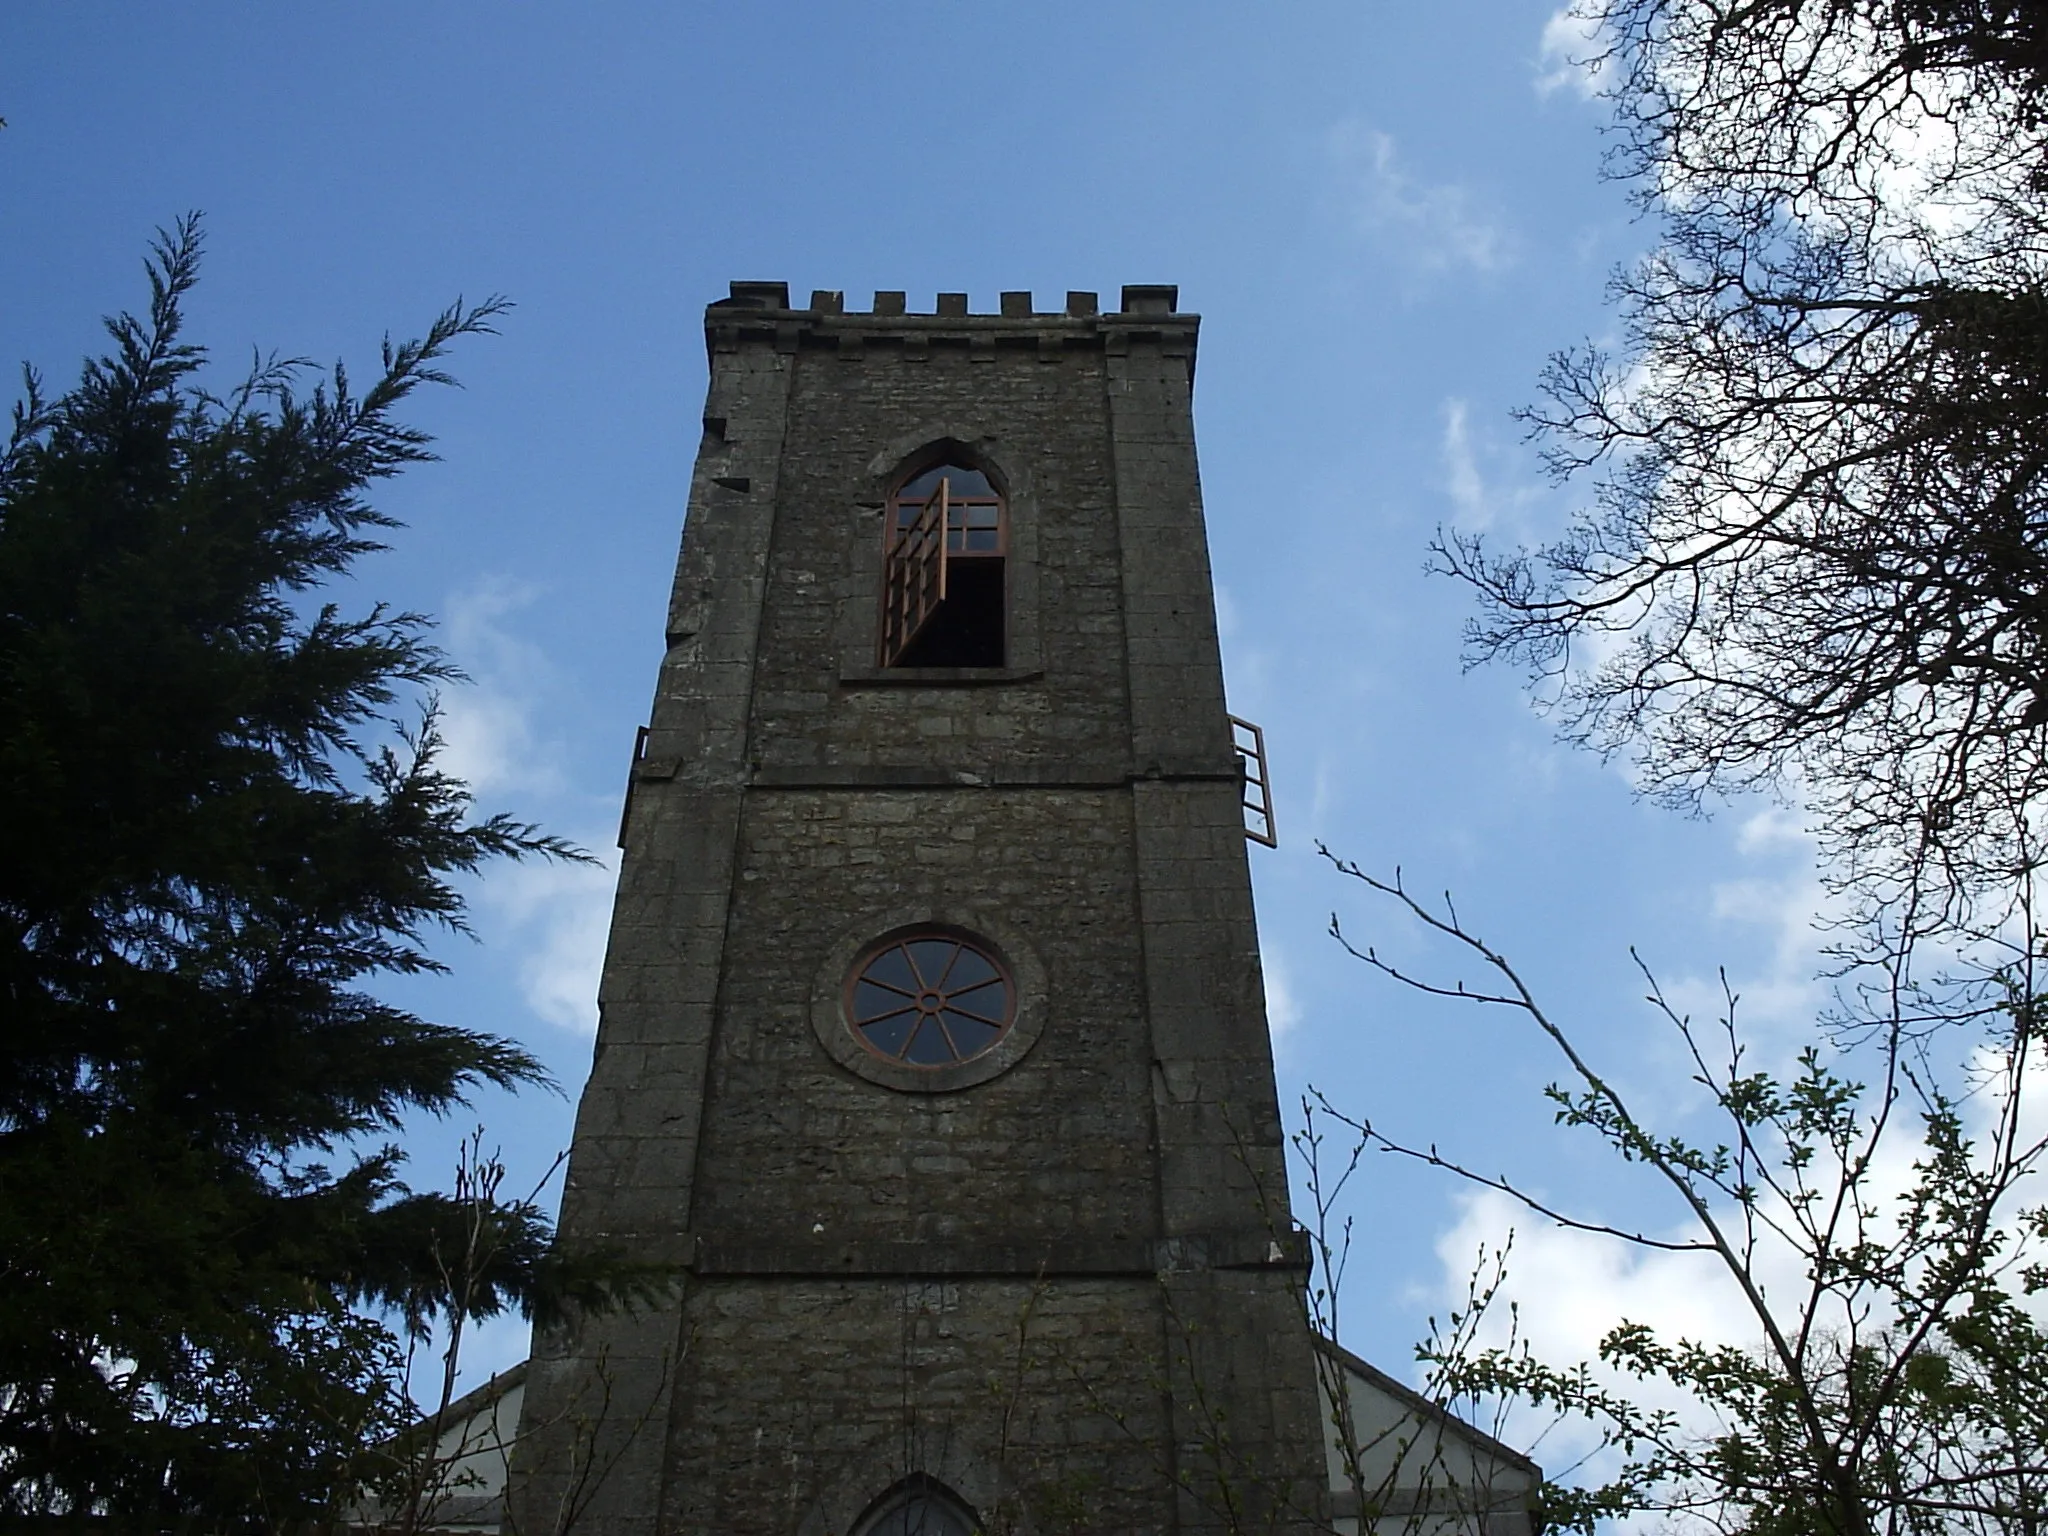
[0,218,592,1525]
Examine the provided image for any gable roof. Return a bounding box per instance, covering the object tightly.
[1312,1333,1542,1479]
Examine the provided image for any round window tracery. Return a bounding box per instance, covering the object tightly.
[846,930,1015,1067]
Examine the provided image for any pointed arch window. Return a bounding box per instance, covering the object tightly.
[851,1475,980,1536]
[879,461,1006,668]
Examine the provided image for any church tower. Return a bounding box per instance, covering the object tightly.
[509,283,1330,1536]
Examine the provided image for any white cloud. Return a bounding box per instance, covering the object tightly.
[1443,399,1488,524]
[432,575,624,1034]
[1422,1115,1941,1507]
[1439,397,1547,536]
[1733,804,1808,857]
[1428,1075,2004,1371]
[1330,123,1518,276]
[1406,881,2048,1506]
[1427,1187,1759,1494]
[1214,583,1241,642]
[1638,806,1831,1061]
[1536,6,1609,100]
[1264,942,1304,1047]
[435,577,567,798]
[1439,1188,1750,1363]
[437,687,540,796]
[481,843,620,1034]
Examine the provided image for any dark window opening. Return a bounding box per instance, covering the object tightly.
[894,559,1003,667]
[880,462,1006,668]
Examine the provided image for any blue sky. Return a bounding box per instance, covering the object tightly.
[2,3,1827,1415]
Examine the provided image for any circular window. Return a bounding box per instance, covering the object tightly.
[845,931,1015,1067]
[812,909,1046,1093]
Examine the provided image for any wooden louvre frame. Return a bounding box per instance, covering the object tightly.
[880,478,950,667]
[1230,714,1277,847]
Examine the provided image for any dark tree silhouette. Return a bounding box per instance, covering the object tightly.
[1342,8,2048,1531]
[0,218,611,1527]
[1446,0,2048,952]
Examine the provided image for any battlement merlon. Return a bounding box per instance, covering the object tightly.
[703,282,1198,380]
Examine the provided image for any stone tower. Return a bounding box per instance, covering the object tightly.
[508,283,1330,1536]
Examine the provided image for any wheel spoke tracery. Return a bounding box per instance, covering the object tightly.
[846,932,1015,1067]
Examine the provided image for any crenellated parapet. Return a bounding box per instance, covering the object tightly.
[704,281,1197,377]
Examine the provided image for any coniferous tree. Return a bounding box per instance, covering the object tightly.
[0,218,599,1526]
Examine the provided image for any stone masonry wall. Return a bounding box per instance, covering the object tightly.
[690,786,1153,1248]
[507,287,1329,1536]
[749,341,1129,774]
[665,1275,1177,1535]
